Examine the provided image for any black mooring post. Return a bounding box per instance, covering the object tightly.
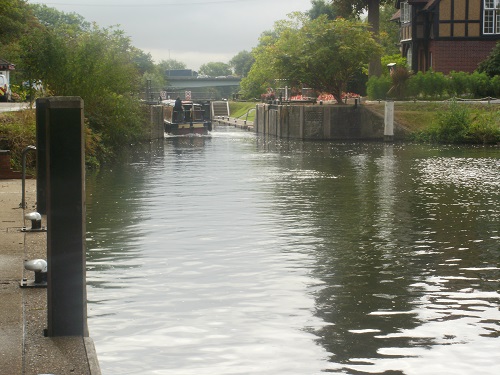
[36,98,48,214]
[45,97,88,337]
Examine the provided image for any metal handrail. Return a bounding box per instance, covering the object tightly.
[21,145,36,209]
[245,108,255,123]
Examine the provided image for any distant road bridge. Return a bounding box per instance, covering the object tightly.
[166,76,241,89]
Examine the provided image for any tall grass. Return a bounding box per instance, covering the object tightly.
[229,101,257,122]
[0,110,36,172]
[413,100,500,143]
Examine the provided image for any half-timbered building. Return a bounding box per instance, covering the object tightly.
[394,0,500,73]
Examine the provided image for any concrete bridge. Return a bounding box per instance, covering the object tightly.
[166,76,241,89]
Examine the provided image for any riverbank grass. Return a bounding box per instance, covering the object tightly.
[229,101,257,122]
[366,101,500,143]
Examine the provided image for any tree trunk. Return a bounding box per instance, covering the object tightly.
[367,0,382,77]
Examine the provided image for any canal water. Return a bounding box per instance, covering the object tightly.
[86,129,500,375]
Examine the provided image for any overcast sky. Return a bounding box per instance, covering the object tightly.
[28,0,313,70]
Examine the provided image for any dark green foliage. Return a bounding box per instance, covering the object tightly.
[412,102,466,143]
[469,71,492,98]
[199,62,232,77]
[490,75,500,97]
[21,6,147,163]
[367,69,498,100]
[308,0,337,20]
[132,49,155,75]
[477,41,500,77]
[1,1,169,167]
[416,70,448,99]
[430,100,471,143]
[274,16,381,103]
[347,68,368,97]
[157,59,186,72]
[229,51,254,77]
[448,71,472,97]
[413,101,500,144]
[366,75,391,100]
[379,3,400,55]
[242,15,380,102]
[0,0,35,42]
[333,0,391,18]
[466,111,500,143]
[0,110,36,172]
[30,4,90,31]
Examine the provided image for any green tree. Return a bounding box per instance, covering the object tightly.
[132,49,155,75]
[30,3,90,31]
[272,14,381,103]
[199,61,232,77]
[229,50,254,77]
[381,54,407,75]
[0,0,38,68]
[20,5,146,161]
[157,59,187,72]
[130,49,163,92]
[333,0,391,76]
[428,100,471,143]
[0,0,35,44]
[379,2,400,55]
[240,47,276,99]
[308,0,337,20]
[477,41,500,77]
[240,14,305,99]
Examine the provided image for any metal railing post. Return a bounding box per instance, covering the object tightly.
[21,145,36,209]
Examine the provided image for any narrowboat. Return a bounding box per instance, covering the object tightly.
[162,99,212,135]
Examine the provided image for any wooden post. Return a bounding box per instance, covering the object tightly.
[45,97,88,337]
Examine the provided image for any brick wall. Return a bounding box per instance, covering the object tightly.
[430,40,498,74]
[0,151,22,179]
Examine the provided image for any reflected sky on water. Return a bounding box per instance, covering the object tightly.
[86,130,499,375]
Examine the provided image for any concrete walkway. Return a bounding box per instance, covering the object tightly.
[0,102,32,113]
[0,179,100,375]
[213,116,254,131]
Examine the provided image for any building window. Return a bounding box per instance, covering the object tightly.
[407,47,413,69]
[484,0,500,34]
[401,1,411,24]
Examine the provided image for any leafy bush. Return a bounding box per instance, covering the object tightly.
[467,111,500,144]
[421,70,448,99]
[0,110,36,172]
[365,67,500,100]
[490,75,500,98]
[405,71,422,99]
[17,7,148,163]
[418,100,471,143]
[469,71,491,98]
[477,41,500,77]
[366,75,391,100]
[448,71,472,98]
[0,109,113,170]
[381,54,408,75]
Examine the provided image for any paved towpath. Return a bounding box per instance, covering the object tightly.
[0,102,32,113]
[213,116,254,131]
[0,178,100,375]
